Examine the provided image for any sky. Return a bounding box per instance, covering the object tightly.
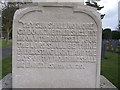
[98,0,119,30]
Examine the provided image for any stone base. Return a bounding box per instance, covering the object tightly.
[0,73,12,89]
[100,75,118,89]
[0,74,118,89]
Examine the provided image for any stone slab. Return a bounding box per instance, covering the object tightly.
[1,74,118,89]
[32,0,84,3]
[12,3,102,88]
[0,79,2,90]
[100,75,118,89]
[2,73,12,89]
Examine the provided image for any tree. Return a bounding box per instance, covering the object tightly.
[102,28,112,40]
[2,2,18,42]
[1,1,32,42]
[112,31,120,40]
[85,0,105,19]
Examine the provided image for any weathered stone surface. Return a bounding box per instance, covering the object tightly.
[100,75,118,89]
[13,3,102,88]
[33,0,84,3]
[0,79,2,90]
[0,73,12,89]
[0,74,118,89]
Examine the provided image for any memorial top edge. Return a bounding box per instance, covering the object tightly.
[13,3,101,29]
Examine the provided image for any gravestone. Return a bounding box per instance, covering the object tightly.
[13,3,102,88]
[111,40,119,52]
[101,40,106,59]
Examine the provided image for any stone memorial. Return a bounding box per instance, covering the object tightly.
[101,40,106,59]
[13,3,102,88]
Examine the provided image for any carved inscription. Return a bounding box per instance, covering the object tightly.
[16,22,97,69]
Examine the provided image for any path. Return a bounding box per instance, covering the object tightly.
[0,46,12,60]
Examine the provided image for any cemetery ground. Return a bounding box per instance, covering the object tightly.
[101,51,120,89]
[0,56,12,80]
[0,39,12,79]
[0,39,12,48]
[0,51,119,89]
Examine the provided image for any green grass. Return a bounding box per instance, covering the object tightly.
[0,39,12,48]
[0,56,12,79]
[101,51,119,89]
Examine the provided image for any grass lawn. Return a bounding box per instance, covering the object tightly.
[101,51,119,89]
[0,39,12,48]
[0,56,12,80]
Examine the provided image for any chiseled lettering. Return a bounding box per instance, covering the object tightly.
[16,21,97,69]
